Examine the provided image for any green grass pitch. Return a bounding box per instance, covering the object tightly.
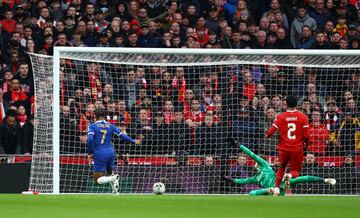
[0,195,359,218]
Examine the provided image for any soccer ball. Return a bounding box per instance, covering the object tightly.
[153,182,165,194]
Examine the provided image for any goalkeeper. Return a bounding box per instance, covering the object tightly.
[224,139,336,196]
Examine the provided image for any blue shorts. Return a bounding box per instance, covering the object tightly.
[93,150,116,173]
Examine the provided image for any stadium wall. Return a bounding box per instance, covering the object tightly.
[0,163,30,193]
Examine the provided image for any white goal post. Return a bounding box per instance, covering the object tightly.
[28,48,360,194]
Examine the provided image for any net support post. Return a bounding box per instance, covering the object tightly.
[52,48,61,194]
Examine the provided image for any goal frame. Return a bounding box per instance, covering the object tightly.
[51,47,360,194]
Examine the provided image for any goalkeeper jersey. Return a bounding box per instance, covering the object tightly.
[239,145,276,189]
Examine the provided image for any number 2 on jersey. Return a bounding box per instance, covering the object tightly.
[100,130,107,144]
[287,123,296,140]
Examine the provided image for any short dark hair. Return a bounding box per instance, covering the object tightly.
[6,109,17,118]
[95,108,107,119]
[286,95,297,108]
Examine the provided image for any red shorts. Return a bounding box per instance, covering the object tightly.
[278,150,304,173]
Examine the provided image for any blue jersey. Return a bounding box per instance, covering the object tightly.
[87,120,136,155]
[87,120,120,154]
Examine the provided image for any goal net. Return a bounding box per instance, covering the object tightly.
[28,48,360,195]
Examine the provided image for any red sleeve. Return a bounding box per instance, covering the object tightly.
[266,117,280,138]
[265,125,277,138]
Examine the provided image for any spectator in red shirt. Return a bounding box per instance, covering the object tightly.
[3,78,28,108]
[117,99,131,127]
[106,100,118,125]
[16,104,27,127]
[243,71,256,100]
[308,110,329,155]
[185,98,205,128]
[195,28,208,47]
[163,100,174,125]
[183,88,195,115]
[77,62,103,101]
[172,66,187,103]
[78,103,96,133]
[1,10,16,33]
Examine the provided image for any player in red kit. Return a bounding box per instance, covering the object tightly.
[265,95,309,196]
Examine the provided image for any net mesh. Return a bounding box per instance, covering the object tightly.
[29,50,359,195]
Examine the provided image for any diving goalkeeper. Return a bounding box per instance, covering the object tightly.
[224,139,336,196]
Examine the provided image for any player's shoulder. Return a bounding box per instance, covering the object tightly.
[295,110,306,115]
[295,111,309,119]
[277,112,286,119]
[109,123,118,129]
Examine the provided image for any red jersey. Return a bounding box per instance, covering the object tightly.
[184,111,205,124]
[266,110,309,152]
[307,122,329,155]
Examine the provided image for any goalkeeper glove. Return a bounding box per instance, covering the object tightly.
[222,176,235,184]
[227,138,238,147]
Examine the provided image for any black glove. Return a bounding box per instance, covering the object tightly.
[226,138,238,147]
[222,175,235,184]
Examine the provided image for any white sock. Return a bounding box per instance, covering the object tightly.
[97,175,116,185]
[324,178,334,184]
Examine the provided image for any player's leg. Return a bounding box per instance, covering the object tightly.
[324,178,337,185]
[94,153,117,186]
[290,176,337,187]
[94,172,105,184]
[274,150,290,195]
[249,188,273,196]
[107,152,120,195]
[95,172,117,184]
[288,150,304,179]
[282,150,303,191]
[93,154,107,184]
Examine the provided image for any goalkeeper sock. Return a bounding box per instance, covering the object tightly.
[97,175,116,185]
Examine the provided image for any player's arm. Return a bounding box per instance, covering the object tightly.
[223,175,257,185]
[227,138,270,168]
[113,125,140,144]
[239,144,270,168]
[234,177,258,185]
[249,188,273,196]
[86,125,95,155]
[289,176,324,186]
[265,118,280,138]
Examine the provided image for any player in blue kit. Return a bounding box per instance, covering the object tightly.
[87,108,140,194]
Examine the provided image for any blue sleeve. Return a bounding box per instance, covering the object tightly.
[111,124,136,144]
[120,132,136,144]
[112,124,121,136]
[87,125,95,155]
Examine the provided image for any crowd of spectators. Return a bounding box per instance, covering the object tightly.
[0,0,360,54]
[55,61,360,158]
[0,0,360,160]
